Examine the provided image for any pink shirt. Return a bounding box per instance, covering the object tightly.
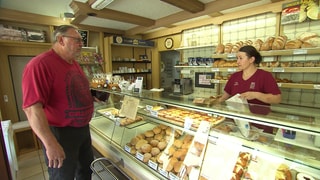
[22,49,93,127]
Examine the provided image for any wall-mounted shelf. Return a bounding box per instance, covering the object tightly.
[175,44,216,50]
[212,47,320,59]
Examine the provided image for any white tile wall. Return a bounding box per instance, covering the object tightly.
[180,13,320,108]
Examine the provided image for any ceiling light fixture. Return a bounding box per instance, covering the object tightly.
[91,0,114,10]
[61,12,75,21]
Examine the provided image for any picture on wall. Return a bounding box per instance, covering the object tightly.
[195,72,215,88]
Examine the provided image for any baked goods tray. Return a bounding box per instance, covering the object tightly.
[274,129,320,152]
[96,108,146,129]
[211,120,274,144]
[153,108,226,131]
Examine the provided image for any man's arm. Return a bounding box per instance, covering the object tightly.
[23,102,65,168]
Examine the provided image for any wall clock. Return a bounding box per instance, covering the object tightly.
[164,38,173,49]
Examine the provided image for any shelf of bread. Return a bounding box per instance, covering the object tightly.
[96,107,146,128]
[210,79,320,90]
[175,44,215,51]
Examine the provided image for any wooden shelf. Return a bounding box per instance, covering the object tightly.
[112,61,151,63]
[175,44,216,50]
[113,72,151,75]
[212,47,320,58]
[210,79,320,90]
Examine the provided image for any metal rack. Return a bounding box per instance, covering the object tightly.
[91,157,132,180]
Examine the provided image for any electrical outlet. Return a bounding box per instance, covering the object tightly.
[3,95,8,102]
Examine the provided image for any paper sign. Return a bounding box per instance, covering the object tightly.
[119,95,140,120]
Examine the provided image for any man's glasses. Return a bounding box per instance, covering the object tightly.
[62,35,83,44]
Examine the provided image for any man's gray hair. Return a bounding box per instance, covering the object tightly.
[53,25,79,43]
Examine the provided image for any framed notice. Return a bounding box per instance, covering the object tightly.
[195,72,215,88]
[78,29,89,47]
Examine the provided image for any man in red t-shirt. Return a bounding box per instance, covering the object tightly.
[219,45,281,133]
[22,25,94,179]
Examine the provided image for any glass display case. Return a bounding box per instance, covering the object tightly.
[89,88,320,180]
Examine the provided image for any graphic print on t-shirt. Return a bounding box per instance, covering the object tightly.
[65,69,93,126]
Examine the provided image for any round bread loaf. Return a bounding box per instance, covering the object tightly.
[151,147,160,156]
[144,130,155,138]
[143,153,152,163]
[157,141,167,150]
[135,139,148,150]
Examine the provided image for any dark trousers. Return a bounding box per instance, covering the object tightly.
[42,125,94,180]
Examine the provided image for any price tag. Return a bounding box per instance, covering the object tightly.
[277,83,282,87]
[169,172,180,180]
[148,160,158,170]
[150,110,158,117]
[184,117,193,130]
[115,119,120,126]
[314,85,320,90]
[227,68,237,72]
[158,168,168,178]
[272,67,285,72]
[293,49,307,55]
[136,152,144,161]
[226,53,237,59]
[146,105,153,111]
[124,145,131,153]
[211,68,220,72]
[286,115,299,120]
[212,79,220,83]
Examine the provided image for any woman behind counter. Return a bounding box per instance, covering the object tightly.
[218,45,281,133]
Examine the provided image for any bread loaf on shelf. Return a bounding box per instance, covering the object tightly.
[285,39,302,49]
[253,39,263,51]
[260,37,275,51]
[215,44,225,54]
[272,35,287,50]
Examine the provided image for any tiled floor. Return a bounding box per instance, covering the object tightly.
[17,150,48,180]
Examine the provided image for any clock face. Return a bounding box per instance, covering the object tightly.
[116,36,123,44]
[165,38,173,49]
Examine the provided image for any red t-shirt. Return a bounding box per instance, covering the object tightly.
[22,49,93,127]
[224,69,281,106]
[224,69,281,133]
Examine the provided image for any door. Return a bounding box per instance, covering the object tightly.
[8,56,34,122]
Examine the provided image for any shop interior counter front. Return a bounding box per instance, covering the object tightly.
[89,88,320,180]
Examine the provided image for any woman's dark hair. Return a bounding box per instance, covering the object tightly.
[239,45,262,65]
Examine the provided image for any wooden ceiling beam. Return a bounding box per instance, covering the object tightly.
[70,1,155,27]
[126,0,260,35]
[160,0,204,13]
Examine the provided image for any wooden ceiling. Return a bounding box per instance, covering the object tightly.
[69,0,285,36]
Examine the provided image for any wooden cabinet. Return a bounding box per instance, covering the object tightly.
[104,36,156,89]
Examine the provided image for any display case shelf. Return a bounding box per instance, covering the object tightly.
[90,89,320,179]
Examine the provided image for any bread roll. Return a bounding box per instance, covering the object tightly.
[150,139,159,147]
[285,39,302,49]
[152,126,162,134]
[297,32,318,42]
[144,130,154,138]
[143,153,152,163]
[253,39,263,51]
[140,143,152,153]
[151,147,160,156]
[135,139,148,149]
[224,43,233,53]
[272,35,287,50]
[215,44,225,54]
[130,137,139,146]
[260,37,274,51]
[157,141,167,150]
